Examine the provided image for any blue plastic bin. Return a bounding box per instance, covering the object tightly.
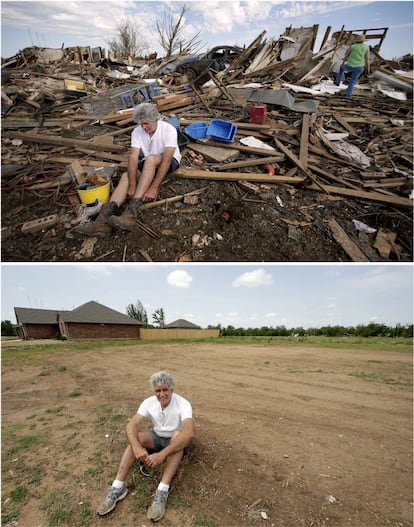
[185,122,208,140]
[207,119,237,143]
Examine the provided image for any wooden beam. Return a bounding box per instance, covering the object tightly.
[299,114,310,169]
[174,166,305,184]
[5,131,125,152]
[308,182,412,208]
[213,156,285,171]
[328,218,369,262]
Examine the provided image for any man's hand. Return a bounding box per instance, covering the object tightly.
[134,446,149,462]
[146,451,167,467]
[143,184,159,202]
[127,181,137,199]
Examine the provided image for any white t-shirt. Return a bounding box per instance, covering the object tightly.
[131,120,181,163]
[137,392,192,438]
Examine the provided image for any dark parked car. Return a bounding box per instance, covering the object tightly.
[155,45,243,84]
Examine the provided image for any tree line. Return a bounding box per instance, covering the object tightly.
[209,323,413,338]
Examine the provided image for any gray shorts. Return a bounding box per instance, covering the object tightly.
[150,430,171,452]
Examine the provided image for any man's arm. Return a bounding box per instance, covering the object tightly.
[127,147,140,198]
[126,412,148,460]
[146,418,195,467]
[143,146,175,201]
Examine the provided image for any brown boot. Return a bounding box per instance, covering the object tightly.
[108,199,141,231]
[72,202,118,238]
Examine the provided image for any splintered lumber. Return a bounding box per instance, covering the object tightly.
[299,113,311,169]
[174,167,305,184]
[214,156,285,170]
[188,142,239,163]
[308,182,412,208]
[328,218,369,262]
[140,187,208,210]
[5,131,125,152]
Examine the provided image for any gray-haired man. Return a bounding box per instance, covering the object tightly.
[73,103,181,237]
[96,371,194,522]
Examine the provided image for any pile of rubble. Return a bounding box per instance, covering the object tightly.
[1,25,413,262]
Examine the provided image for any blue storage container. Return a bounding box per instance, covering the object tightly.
[207,119,237,143]
[185,122,208,140]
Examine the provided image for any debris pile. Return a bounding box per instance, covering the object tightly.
[1,25,412,262]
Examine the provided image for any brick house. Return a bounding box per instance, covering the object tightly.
[14,301,142,340]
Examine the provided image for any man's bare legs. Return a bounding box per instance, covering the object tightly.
[114,430,184,485]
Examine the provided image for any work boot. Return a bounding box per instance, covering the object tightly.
[108,198,142,231]
[72,202,118,238]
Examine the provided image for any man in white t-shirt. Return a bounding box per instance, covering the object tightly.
[73,103,181,238]
[96,371,194,522]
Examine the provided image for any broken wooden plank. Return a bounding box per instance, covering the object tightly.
[174,166,305,184]
[328,218,369,262]
[188,142,240,163]
[140,187,208,210]
[5,131,125,152]
[213,155,284,170]
[299,113,310,169]
[308,182,412,208]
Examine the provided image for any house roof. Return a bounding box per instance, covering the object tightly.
[15,307,69,324]
[14,301,142,326]
[59,301,142,325]
[165,318,201,329]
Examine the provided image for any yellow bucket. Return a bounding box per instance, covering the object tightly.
[77,182,110,205]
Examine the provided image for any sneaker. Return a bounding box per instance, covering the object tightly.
[72,199,105,225]
[139,461,152,477]
[147,489,168,521]
[96,485,128,516]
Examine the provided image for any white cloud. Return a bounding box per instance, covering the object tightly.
[265,312,277,318]
[233,268,274,288]
[167,270,193,288]
[82,265,113,279]
[347,266,413,292]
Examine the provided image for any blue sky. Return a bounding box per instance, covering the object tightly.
[1,1,413,60]
[2,264,412,328]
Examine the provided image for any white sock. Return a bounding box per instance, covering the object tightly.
[112,479,124,489]
[158,482,169,492]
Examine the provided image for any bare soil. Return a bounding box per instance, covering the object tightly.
[2,341,413,527]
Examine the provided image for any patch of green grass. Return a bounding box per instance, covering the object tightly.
[193,512,217,527]
[46,405,66,414]
[9,434,45,455]
[350,371,412,386]
[69,388,81,397]
[41,490,93,527]
[1,509,19,525]
[9,485,29,504]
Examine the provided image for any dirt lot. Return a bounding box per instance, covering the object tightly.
[2,341,413,527]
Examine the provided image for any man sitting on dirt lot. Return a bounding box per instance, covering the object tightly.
[72,102,182,238]
[97,371,194,522]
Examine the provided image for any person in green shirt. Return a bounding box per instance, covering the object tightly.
[335,34,370,98]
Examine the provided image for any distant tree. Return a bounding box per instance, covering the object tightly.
[154,4,203,57]
[152,308,166,328]
[108,18,149,58]
[1,320,16,336]
[126,300,148,325]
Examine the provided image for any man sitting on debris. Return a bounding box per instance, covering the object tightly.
[334,34,370,99]
[73,102,181,237]
[96,371,194,522]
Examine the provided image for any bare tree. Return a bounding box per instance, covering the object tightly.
[152,308,166,328]
[154,4,203,57]
[108,18,149,58]
[126,300,148,325]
